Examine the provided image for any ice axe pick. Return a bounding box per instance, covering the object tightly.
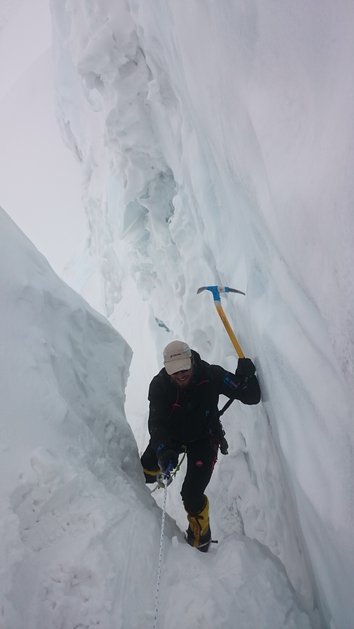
[197,286,245,358]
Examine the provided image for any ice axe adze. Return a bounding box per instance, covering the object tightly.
[197,285,245,358]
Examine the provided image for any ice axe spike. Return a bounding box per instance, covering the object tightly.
[197,285,245,358]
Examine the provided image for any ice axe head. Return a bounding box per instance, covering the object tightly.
[197,285,245,358]
[197,285,245,302]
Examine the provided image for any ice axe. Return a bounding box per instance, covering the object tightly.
[197,285,245,358]
[197,285,246,422]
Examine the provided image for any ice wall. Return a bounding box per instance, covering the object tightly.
[50,1,354,626]
[0,207,152,627]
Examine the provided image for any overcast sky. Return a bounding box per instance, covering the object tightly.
[0,0,86,276]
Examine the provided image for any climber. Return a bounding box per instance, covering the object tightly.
[140,340,261,552]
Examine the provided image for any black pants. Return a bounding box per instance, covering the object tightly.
[141,438,218,513]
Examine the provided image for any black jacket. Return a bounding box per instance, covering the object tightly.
[148,350,261,451]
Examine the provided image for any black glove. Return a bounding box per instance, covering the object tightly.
[212,421,229,455]
[219,435,229,455]
[158,449,178,476]
[236,357,256,377]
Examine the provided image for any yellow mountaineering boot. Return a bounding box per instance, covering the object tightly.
[143,468,160,484]
[186,496,211,552]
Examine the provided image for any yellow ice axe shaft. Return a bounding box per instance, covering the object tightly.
[197,285,245,358]
[214,301,245,358]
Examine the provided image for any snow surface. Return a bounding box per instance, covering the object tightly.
[1,0,354,627]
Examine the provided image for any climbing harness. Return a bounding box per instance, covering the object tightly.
[152,477,168,629]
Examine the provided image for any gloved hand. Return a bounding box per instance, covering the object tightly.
[211,422,229,455]
[219,435,229,455]
[236,357,256,377]
[157,449,178,477]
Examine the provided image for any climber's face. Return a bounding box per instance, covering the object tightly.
[170,366,193,388]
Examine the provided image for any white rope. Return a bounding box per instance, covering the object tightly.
[152,481,168,629]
